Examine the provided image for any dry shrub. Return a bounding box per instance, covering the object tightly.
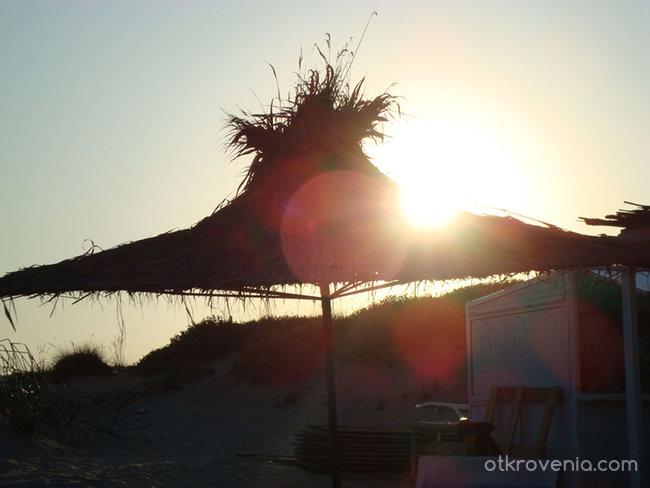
[134,316,245,375]
[134,315,318,378]
[50,343,112,381]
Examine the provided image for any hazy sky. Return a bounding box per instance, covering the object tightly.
[2,1,649,363]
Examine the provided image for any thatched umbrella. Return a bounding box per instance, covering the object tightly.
[2,59,650,487]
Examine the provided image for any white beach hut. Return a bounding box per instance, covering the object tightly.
[465,271,650,487]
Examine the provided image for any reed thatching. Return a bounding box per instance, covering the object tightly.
[1,56,650,306]
[580,201,650,229]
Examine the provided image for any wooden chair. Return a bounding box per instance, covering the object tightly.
[485,386,562,458]
[411,385,562,479]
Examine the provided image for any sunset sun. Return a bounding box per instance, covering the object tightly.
[369,111,530,229]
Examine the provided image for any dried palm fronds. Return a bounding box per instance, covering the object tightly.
[226,41,398,195]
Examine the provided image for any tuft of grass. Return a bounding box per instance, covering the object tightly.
[50,342,113,381]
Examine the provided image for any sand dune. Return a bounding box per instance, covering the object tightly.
[1,359,463,487]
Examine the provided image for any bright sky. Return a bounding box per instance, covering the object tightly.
[2,1,649,364]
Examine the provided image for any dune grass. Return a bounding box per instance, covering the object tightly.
[49,342,113,381]
[131,282,505,386]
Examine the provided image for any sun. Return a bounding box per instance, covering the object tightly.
[368,112,530,229]
[399,176,462,228]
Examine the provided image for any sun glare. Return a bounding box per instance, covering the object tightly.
[369,112,529,229]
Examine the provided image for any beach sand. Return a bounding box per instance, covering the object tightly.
[0,359,464,487]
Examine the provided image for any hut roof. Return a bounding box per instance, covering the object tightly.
[1,203,649,301]
[2,61,650,303]
[580,201,650,229]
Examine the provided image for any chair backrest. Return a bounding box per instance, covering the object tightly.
[483,386,562,458]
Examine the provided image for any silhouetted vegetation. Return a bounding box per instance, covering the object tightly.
[133,282,506,385]
[50,343,113,381]
[134,315,320,377]
[336,282,505,381]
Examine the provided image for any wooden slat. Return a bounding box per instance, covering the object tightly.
[533,385,561,458]
[484,386,500,422]
[502,386,524,455]
[293,425,414,472]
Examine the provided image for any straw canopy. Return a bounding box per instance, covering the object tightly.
[580,201,650,230]
[1,60,650,304]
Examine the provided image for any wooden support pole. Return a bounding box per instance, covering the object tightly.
[320,283,341,488]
